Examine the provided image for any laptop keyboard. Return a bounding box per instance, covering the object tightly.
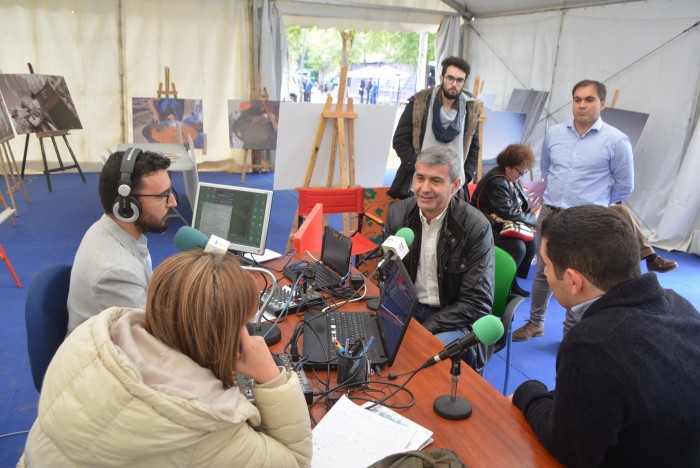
[283,263,341,289]
[329,312,381,362]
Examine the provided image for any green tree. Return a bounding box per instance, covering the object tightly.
[287,26,435,71]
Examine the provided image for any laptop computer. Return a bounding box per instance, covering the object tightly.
[284,225,352,289]
[302,258,418,368]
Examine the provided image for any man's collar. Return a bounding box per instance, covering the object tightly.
[419,203,449,226]
[567,116,604,136]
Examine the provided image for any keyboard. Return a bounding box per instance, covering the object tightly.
[328,312,381,362]
[283,263,342,289]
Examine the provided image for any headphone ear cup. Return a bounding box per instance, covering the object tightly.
[112,183,141,223]
[112,196,141,223]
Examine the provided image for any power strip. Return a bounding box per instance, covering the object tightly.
[236,353,313,406]
[262,285,325,316]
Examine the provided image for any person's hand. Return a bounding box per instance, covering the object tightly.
[532,205,542,219]
[236,326,280,384]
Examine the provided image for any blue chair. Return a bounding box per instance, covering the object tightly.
[492,247,525,395]
[25,264,72,392]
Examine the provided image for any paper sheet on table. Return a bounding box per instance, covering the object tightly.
[311,396,420,468]
[360,401,433,450]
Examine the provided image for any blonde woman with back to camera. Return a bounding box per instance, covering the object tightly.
[20,250,312,467]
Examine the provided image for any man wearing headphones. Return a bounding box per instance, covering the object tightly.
[66,149,175,334]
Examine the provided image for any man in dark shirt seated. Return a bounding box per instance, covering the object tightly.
[512,205,700,467]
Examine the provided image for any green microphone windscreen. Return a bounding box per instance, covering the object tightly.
[472,315,504,346]
[395,227,415,247]
[174,226,209,252]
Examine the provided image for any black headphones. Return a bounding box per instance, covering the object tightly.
[112,148,141,223]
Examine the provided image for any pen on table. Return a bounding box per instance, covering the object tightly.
[363,336,375,355]
[333,340,345,355]
[345,337,350,353]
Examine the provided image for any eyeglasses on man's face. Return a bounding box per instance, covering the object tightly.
[444,74,466,85]
[514,167,529,177]
[132,188,173,202]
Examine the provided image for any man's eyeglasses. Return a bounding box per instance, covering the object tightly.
[444,75,466,85]
[514,168,529,177]
[132,188,173,201]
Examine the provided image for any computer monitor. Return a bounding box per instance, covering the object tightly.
[192,181,273,255]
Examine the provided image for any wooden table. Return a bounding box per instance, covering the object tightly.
[264,274,562,467]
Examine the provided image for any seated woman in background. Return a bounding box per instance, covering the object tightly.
[471,144,540,297]
[20,250,312,467]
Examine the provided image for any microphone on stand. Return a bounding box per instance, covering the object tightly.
[429,315,504,420]
[173,226,281,346]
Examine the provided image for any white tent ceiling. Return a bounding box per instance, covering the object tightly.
[279,0,642,32]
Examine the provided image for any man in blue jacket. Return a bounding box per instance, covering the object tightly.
[512,205,700,467]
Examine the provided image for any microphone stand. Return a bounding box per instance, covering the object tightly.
[433,355,472,420]
[367,260,391,311]
[242,266,281,346]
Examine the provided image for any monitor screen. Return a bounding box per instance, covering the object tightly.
[192,182,273,255]
[376,259,417,367]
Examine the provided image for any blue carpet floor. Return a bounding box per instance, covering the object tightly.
[1,169,698,465]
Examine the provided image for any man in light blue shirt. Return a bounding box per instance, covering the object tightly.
[512,79,675,341]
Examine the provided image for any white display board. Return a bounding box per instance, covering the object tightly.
[274,102,397,190]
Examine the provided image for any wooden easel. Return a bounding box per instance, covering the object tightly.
[610,89,620,108]
[1,136,30,216]
[304,66,358,190]
[286,66,359,251]
[473,76,487,182]
[0,192,16,226]
[153,67,188,225]
[19,63,86,192]
[240,78,274,183]
[157,66,178,99]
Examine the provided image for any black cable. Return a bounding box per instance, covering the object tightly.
[373,365,414,381]
[364,363,426,411]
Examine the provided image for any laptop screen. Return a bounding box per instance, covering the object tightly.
[376,259,418,366]
[320,226,352,278]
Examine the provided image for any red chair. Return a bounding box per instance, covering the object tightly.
[0,243,21,288]
[292,187,379,261]
[293,202,323,255]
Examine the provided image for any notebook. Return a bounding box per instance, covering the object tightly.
[302,258,418,368]
[284,225,352,289]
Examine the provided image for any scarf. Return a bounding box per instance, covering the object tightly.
[431,85,465,143]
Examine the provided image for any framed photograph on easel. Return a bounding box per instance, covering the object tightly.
[131,97,204,149]
[0,100,14,141]
[227,99,280,150]
[0,74,82,134]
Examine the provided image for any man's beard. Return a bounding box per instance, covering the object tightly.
[135,214,168,234]
[441,86,460,101]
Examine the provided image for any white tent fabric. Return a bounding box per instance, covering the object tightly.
[0,0,249,172]
[467,0,700,254]
[278,0,451,34]
[1,0,698,253]
[435,16,464,73]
